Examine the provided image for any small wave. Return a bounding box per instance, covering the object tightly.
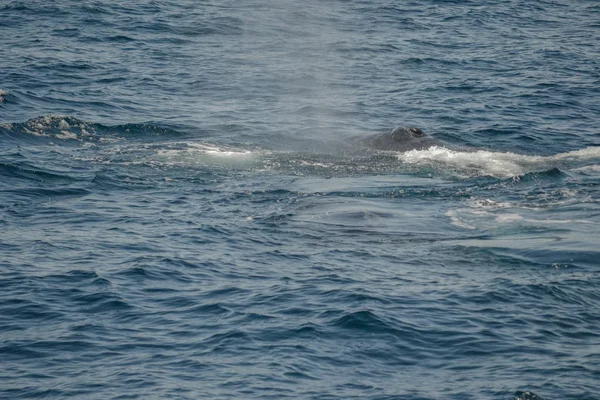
[333,310,394,334]
[0,161,78,183]
[398,146,600,178]
[0,89,7,103]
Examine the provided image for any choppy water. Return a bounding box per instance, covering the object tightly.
[1,1,599,399]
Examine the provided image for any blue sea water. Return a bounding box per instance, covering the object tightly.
[1,0,600,399]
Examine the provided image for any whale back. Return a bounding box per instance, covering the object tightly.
[362,126,441,152]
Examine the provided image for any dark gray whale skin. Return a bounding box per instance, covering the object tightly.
[361,126,445,152]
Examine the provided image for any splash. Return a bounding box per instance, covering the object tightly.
[398,146,600,178]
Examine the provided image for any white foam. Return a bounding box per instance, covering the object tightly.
[572,164,600,173]
[465,196,584,211]
[56,130,79,140]
[0,89,7,102]
[58,119,70,130]
[128,141,267,167]
[445,209,477,230]
[447,202,597,231]
[398,146,600,178]
[157,143,257,159]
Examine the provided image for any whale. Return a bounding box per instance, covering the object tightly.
[514,391,545,400]
[360,126,446,152]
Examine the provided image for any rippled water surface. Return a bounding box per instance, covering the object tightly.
[1,1,599,399]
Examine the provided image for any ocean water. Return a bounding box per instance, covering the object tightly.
[1,1,599,399]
